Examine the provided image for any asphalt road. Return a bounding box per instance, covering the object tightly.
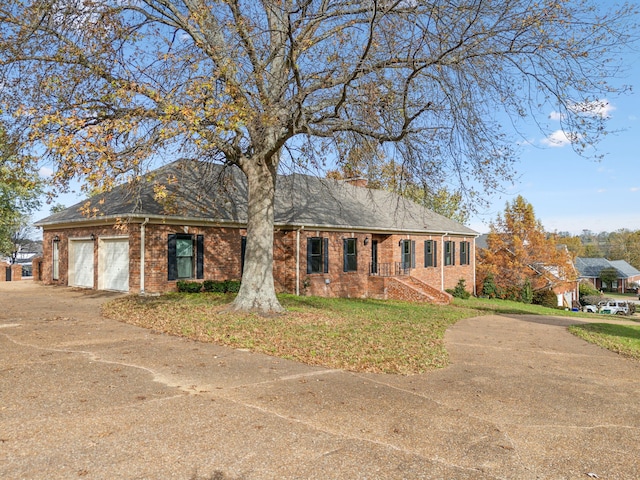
[1,281,639,479]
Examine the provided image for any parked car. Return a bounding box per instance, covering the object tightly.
[583,300,631,315]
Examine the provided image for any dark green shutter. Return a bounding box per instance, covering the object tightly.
[167,234,177,280]
[196,235,204,279]
[411,241,416,268]
[241,236,247,274]
[343,239,348,272]
[433,241,437,267]
[306,237,312,274]
[323,237,329,273]
[424,241,429,267]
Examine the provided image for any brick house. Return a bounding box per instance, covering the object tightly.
[575,257,640,293]
[34,159,478,302]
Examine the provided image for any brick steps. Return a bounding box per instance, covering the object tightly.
[383,275,452,305]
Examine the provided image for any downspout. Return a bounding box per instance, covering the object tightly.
[472,236,477,297]
[441,232,449,290]
[296,226,305,296]
[140,217,149,295]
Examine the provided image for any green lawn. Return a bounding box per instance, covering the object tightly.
[102,293,639,374]
[568,323,640,361]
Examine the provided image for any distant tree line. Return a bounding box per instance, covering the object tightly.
[553,230,640,271]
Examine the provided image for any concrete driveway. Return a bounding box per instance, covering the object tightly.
[1,281,639,479]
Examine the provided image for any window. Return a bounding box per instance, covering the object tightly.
[400,240,416,270]
[168,234,204,280]
[307,237,329,274]
[52,240,59,280]
[459,241,471,265]
[343,238,357,272]
[444,241,455,266]
[424,240,437,268]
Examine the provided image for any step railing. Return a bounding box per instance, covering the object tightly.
[369,262,411,277]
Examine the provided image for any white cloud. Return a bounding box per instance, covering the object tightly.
[631,187,639,192]
[38,167,53,177]
[541,130,577,147]
[549,111,564,121]
[597,188,606,193]
[569,99,615,118]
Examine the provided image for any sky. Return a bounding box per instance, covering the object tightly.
[32,2,640,238]
[466,51,640,235]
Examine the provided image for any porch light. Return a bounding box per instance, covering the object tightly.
[53,235,60,243]
[364,237,369,246]
[90,233,96,241]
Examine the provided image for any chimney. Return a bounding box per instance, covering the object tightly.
[344,177,368,188]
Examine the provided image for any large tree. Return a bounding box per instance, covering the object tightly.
[0,125,40,255]
[0,1,636,313]
[478,195,576,297]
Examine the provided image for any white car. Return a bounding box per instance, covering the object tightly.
[583,300,630,315]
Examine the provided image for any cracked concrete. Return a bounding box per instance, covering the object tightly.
[1,281,639,479]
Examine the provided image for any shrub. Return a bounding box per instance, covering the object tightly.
[203,280,227,293]
[579,282,600,302]
[225,280,241,293]
[521,278,533,304]
[481,273,498,298]
[177,281,202,293]
[447,278,471,299]
[532,289,557,308]
[202,279,241,293]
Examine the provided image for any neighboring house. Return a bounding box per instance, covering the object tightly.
[2,241,42,278]
[575,257,640,293]
[476,234,578,307]
[34,159,478,303]
[530,247,579,308]
[12,242,43,277]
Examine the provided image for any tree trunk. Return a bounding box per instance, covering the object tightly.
[231,155,285,314]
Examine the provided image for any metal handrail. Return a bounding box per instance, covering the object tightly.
[369,262,411,277]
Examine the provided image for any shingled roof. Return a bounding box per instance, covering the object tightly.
[36,159,477,236]
[575,257,640,279]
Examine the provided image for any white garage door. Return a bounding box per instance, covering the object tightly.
[99,238,129,292]
[69,240,95,288]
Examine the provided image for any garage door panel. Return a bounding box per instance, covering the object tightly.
[69,240,94,288]
[99,238,129,292]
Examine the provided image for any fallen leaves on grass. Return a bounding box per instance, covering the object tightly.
[102,293,479,374]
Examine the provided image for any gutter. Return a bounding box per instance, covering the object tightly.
[35,215,478,237]
[296,226,305,296]
[140,217,149,294]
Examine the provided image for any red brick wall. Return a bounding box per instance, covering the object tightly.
[140,224,248,293]
[40,222,476,299]
[0,262,9,282]
[299,231,370,298]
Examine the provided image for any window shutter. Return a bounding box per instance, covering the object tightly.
[306,238,312,274]
[424,241,429,267]
[196,235,204,279]
[167,234,177,280]
[323,237,329,273]
[241,236,247,274]
[433,241,438,267]
[343,239,349,272]
[411,241,416,268]
[452,242,456,266]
